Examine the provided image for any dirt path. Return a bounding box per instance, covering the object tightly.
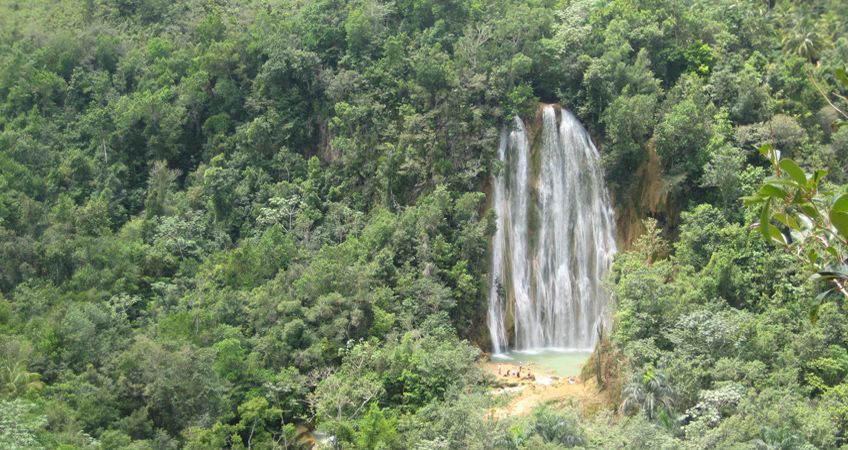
[484,360,604,418]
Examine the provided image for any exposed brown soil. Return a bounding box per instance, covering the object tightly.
[484,361,607,419]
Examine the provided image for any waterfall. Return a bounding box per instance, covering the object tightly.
[488,105,616,353]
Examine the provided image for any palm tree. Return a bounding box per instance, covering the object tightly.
[750,426,806,450]
[619,369,676,420]
[776,3,827,64]
[533,407,585,447]
[495,425,529,450]
[781,28,823,63]
[1,361,44,398]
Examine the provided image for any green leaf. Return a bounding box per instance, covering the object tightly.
[799,202,821,220]
[758,184,787,199]
[773,212,800,230]
[767,224,786,245]
[759,203,772,242]
[779,159,806,186]
[830,211,848,240]
[758,144,780,167]
[816,288,836,303]
[832,194,848,214]
[740,195,764,206]
[836,68,848,88]
[762,177,800,188]
[815,265,848,280]
[807,248,818,265]
[825,246,839,259]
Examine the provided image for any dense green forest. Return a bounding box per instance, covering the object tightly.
[1,0,848,448]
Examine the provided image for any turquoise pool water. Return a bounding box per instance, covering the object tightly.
[491,349,592,377]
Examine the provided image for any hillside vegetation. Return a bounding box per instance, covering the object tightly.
[1,0,847,448]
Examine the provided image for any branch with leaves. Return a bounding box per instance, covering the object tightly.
[743,144,848,299]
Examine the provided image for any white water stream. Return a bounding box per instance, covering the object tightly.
[488,105,616,354]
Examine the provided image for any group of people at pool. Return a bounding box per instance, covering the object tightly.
[496,364,578,384]
[497,364,535,381]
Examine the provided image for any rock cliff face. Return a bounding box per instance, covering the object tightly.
[613,141,670,251]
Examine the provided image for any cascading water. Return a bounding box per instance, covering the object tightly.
[488,105,616,354]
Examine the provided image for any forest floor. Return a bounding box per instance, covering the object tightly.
[484,360,607,418]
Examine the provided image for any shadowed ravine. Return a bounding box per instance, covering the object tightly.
[488,104,617,354]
